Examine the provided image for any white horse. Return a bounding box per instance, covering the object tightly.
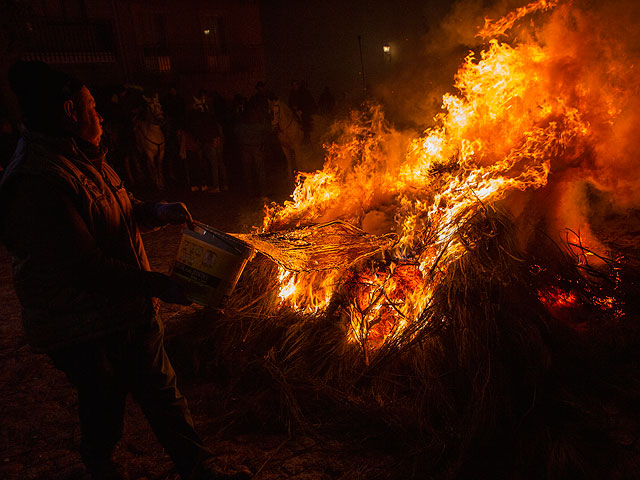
[269,98,304,183]
[134,93,166,190]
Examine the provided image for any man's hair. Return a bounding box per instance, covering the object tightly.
[8,60,84,132]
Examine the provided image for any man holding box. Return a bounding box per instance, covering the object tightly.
[0,60,251,480]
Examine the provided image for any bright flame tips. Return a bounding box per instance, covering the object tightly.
[262,0,611,352]
[479,0,558,39]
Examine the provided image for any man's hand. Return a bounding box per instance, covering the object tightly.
[154,202,193,228]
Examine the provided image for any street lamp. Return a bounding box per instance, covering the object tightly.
[383,43,391,62]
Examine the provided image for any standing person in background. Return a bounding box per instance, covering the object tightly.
[234,98,271,198]
[227,94,248,189]
[0,61,251,480]
[318,86,336,116]
[208,112,228,193]
[184,89,227,193]
[288,80,316,143]
[210,90,234,192]
[103,85,145,189]
[198,108,226,193]
[250,81,271,125]
[162,82,187,189]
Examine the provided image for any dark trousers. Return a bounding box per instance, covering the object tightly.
[50,320,212,478]
[240,145,266,197]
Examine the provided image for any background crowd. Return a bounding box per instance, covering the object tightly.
[0,78,341,200]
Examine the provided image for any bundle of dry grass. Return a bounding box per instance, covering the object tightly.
[235,221,397,273]
[185,206,640,479]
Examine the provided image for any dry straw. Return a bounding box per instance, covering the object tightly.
[172,205,640,479]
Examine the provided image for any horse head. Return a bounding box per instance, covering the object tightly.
[142,93,165,125]
[192,95,208,113]
[268,98,281,129]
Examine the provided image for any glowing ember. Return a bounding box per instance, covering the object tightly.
[538,287,579,310]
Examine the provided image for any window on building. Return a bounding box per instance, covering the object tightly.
[39,0,86,18]
[23,0,115,65]
[201,15,229,72]
[138,12,171,72]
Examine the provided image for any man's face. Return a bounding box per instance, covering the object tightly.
[75,86,103,146]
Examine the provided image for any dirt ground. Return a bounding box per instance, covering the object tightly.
[0,189,396,480]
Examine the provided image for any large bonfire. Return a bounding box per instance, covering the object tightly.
[205,0,640,477]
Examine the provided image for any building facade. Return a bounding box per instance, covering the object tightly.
[2,0,265,101]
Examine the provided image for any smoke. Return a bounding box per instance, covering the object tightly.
[264,0,640,341]
[368,2,472,129]
[371,0,529,128]
[569,0,640,209]
[300,0,640,263]
[520,0,640,255]
[372,0,640,257]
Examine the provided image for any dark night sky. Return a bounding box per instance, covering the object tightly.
[259,0,453,100]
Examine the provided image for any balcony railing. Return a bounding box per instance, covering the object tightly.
[144,56,172,72]
[23,18,116,64]
[206,54,230,72]
[141,45,171,72]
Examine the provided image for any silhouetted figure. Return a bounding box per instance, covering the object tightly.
[250,81,271,125]
[182,91,227,192]
[0,60,251,480]
[163,83,187,130]
[232,93,247,119]
[161,83,187,188]
[108,85,148,189]
[100,85,132,185]
[288,80,316,143]
[318,86,336,116]
[225,94,249,189]
[210,90,229,124]
[209,90,234,192]
[234,100,271,197]
[133,91,166,191]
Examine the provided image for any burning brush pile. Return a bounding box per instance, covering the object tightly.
[196,1,640,477]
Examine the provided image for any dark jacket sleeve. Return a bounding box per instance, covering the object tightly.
[127,192,165,232]
[1,175,166,297]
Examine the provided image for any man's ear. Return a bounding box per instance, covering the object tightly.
[63,99,77,122]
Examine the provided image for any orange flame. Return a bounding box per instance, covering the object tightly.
[262,0,628,350]
[478,0,558,39]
